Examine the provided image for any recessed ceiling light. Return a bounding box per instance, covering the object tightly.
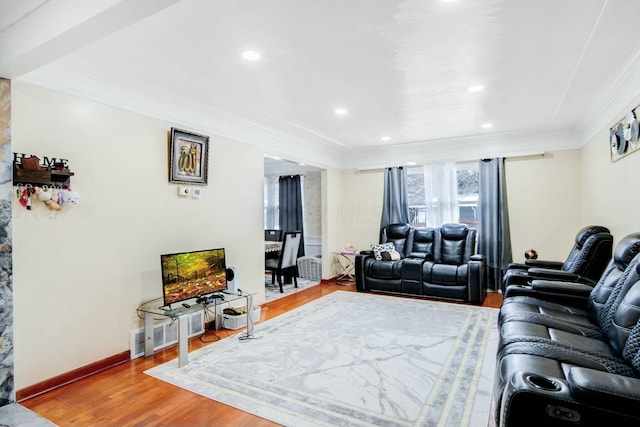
[468,85,485,92]
[334,108,348,115]
[242,50,261,61]
[481,123,493,129]
[381,136,391,141]
[407,161,417,166]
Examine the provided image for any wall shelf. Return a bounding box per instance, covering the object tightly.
[13,164,75,187]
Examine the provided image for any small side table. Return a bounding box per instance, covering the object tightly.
[333,252,356,283]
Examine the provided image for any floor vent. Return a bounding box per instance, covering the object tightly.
[129,310,205,359]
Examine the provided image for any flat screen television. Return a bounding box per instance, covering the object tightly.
[160,247,227,307]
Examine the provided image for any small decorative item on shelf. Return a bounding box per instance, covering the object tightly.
[21,156,41,171]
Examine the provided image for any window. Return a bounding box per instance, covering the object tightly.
[264,176,279,229]
[456,163,479,228]
[407,162,479,228]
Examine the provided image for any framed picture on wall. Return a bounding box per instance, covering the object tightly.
[169,127,209,185]
[609,109,640,162]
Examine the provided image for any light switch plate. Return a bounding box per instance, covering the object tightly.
[191,187,201,199]
[177,186,190,197]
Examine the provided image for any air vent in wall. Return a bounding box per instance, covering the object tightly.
[129,310,205,359]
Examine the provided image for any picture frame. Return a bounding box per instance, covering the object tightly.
[169,127,209,185]
[609,108,640,162]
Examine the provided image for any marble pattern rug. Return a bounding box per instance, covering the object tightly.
[146,291,499,427]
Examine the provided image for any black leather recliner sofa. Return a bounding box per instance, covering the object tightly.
[501,225,613,293]
[493,232,640,426]
[355,223,486,304]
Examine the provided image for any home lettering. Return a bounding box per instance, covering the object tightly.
[13,153,69,168]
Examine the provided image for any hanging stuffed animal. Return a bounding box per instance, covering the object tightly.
[62,187,80,205]
[37,186,62,211]
[56,187,64,206]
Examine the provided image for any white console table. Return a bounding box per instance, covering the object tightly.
[137,292,254,367]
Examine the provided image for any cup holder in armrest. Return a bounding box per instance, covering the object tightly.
[526,375,562,391]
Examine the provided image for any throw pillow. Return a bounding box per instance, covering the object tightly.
[371,242,395,261]
[380,251,392,261]
[389,249,401,261]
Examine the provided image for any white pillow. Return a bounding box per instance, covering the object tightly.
[371,242,395,261]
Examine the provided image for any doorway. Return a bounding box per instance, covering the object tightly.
[263,156,324,300]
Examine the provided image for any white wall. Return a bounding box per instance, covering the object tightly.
[303,171,322,256]
[506,150,583,263]
[12,82,265,389]
[303,171,322,237]
[336,169,384,253]
[580,124,640,244]
[321,168,366,278]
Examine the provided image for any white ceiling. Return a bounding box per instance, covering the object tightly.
[3,0,640,169]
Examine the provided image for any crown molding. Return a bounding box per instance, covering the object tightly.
[346,128,580,170]
[20,62,585,171]
[19,62,346,169]
[577,40,640,145]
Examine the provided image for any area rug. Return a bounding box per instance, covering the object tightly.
[146,291,499,427]
[264,274,321,303]
[0,404,58,427]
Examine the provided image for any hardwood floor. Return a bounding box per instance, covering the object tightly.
[21,283,502,426]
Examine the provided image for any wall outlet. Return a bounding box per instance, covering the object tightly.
[177,186,190,197]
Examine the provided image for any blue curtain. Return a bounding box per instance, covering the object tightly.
[279,175,305,257]
[380,167,409,239]
[478,158,512,291]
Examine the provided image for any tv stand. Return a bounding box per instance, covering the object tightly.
[137,292,254,367]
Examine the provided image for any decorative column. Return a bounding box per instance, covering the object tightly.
[0,77,13,407]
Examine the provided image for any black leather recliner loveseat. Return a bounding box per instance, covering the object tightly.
[493,232,640,426]
[355,223,486,304]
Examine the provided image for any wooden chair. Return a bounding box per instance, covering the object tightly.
[265,231,302,293]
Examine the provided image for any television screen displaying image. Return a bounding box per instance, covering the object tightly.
[160,248,227,306]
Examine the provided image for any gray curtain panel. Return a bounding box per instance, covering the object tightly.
[380,167,410,239]
[279,175,305,258]
[478,158,512,291]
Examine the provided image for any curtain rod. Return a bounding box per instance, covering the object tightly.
[356,150,545,171]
